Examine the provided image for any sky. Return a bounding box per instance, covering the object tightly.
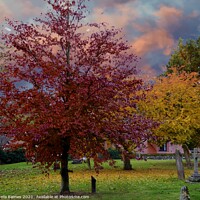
[0,0,200,77]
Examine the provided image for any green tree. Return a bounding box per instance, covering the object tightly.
[166,37,200,74]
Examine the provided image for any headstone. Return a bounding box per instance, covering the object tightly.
[91,176,96,193]
[175,149,185,180]
[180,186,190,200]
[188,148,200,182]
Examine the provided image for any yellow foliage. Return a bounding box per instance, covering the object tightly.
[138,69,200,144]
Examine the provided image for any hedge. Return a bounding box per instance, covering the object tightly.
[0,148,26,164]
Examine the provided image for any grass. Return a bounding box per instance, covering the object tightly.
[0,160,200,200]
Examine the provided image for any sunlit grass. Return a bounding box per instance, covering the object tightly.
[0,160,200,200]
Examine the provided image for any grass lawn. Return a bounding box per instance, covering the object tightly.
[0,159,200,200]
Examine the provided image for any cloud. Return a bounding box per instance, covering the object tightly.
[0,2,13,22]
[132,28,174,56]
[90,2,186,75]
[0,0,46,23]
[91,5,138,29]
[17,0,43,17]
[129,4,186,74]
[89,3,186,75]
[173,9,200,40]
[1,0,199,77]
[188,10,200,18]
[131,5,184,57]
[94,0,135,8]
[154,5,183,29]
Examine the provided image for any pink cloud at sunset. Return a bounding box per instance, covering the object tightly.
[0,2,13,22]
[154,6,183,28]
[91,5,138,30]
[94,0,134,8]
[132,28,174,56]
[131,6,184,57]
[0,0,45,23]
[0,0,199,76]
[17,0,42,17]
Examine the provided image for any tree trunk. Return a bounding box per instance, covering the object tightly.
[175,149,185,180]
[87,158,91,170]
[60,137,70,194]
[182,144,192,169]
[123,154,132,170]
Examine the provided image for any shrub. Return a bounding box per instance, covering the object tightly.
[0,149,7,164]
[0,148,26,164]
[108,148,121,159]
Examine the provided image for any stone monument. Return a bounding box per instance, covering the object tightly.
[180,186,190,200]
[188,148,200,182]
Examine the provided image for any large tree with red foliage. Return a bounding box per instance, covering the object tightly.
[0,0,158,194]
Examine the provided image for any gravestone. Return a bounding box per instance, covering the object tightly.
[175,149,185,180]
[180,186,190,200]
[188,148,200,182]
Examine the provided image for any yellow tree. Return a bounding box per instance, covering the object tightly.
[139,69,200,167]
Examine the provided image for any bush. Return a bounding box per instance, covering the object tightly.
[0,148,26,164]
[0,149,7,164]
[108,148,121,159]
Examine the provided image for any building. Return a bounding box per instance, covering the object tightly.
[104,140,184,155]
[141,142,184,154]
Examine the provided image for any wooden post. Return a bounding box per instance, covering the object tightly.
[175,149,185,180]
[91,176,96,193]
[180,186,190,200]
